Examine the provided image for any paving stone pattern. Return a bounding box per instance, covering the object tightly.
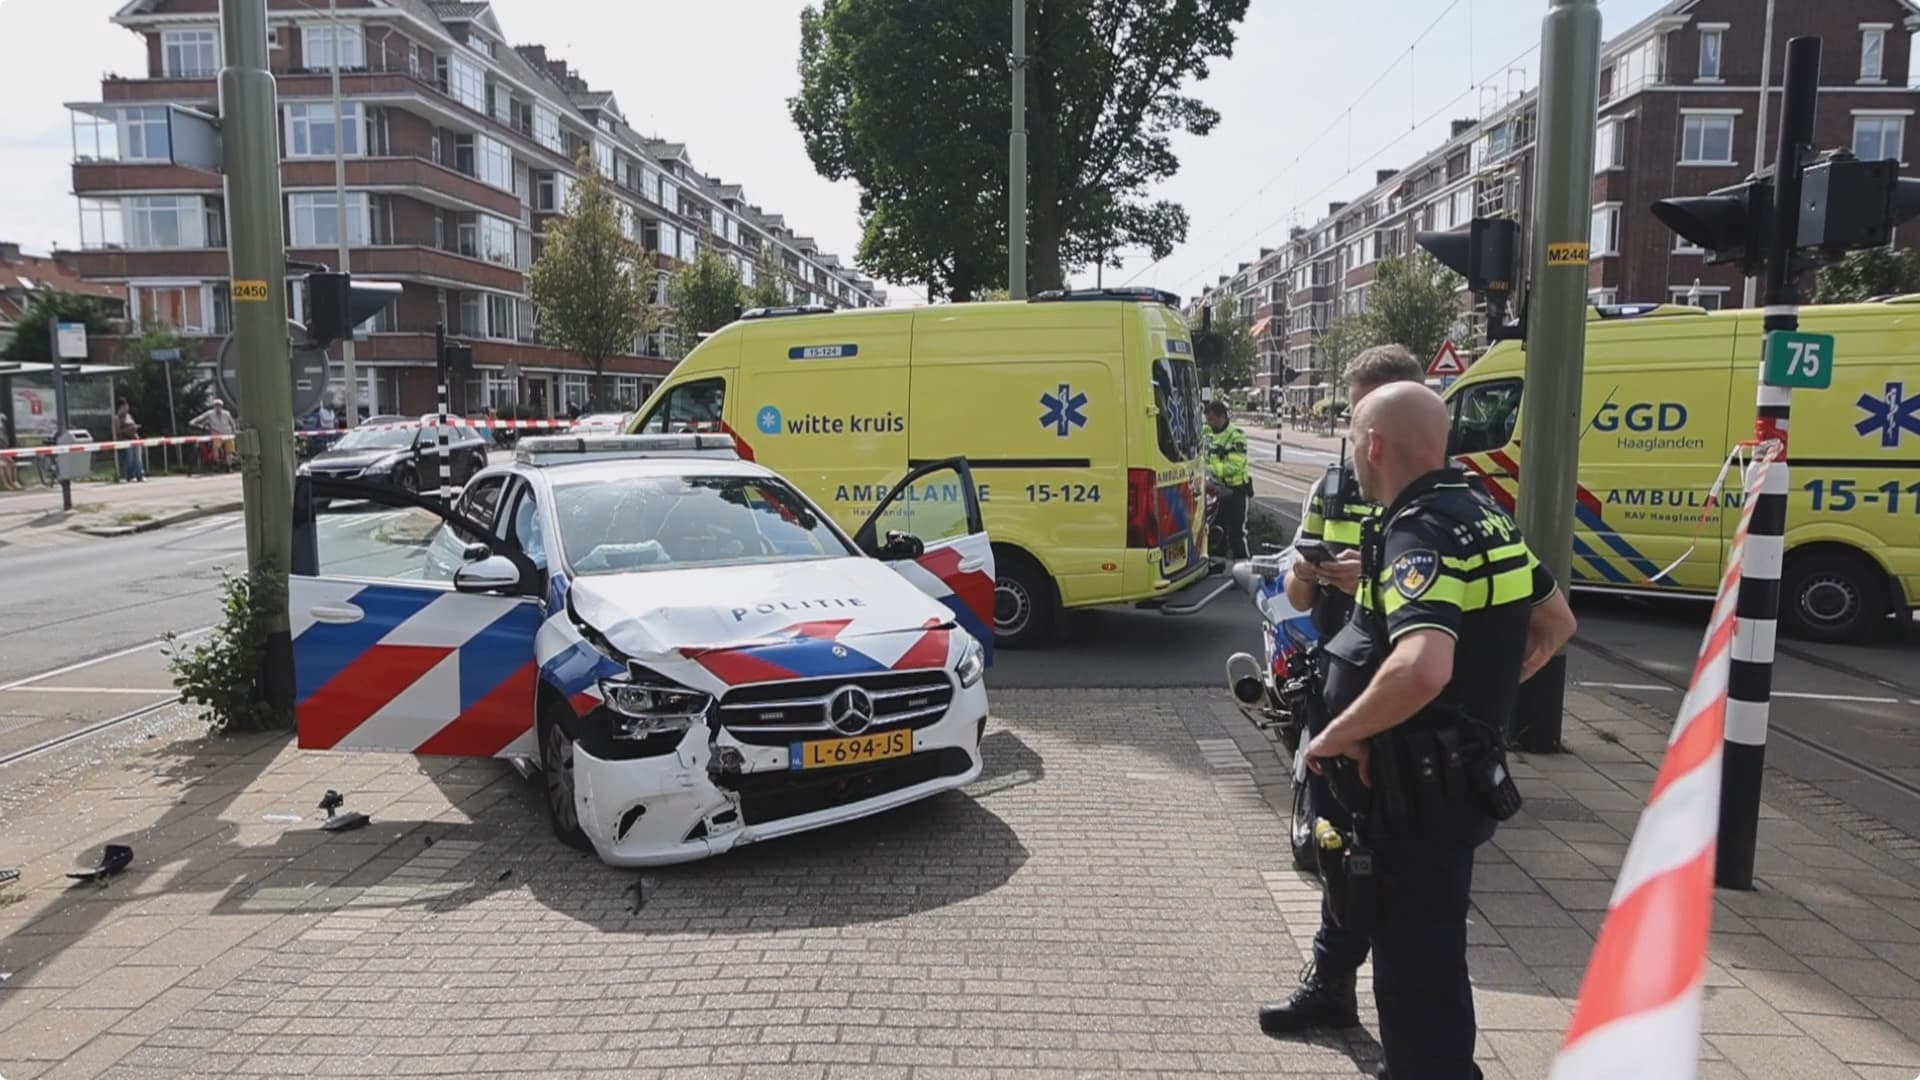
[1,689,1918,1078]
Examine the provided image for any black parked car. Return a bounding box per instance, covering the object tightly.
[298,423,488,493]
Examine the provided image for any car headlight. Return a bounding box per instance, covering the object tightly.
[955,633,985,689]
[359,455,396,475]
[597,676,712,740]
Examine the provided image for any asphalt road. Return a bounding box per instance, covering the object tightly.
[4,470,1917,838]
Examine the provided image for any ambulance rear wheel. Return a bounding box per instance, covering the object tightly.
[1782,548,1888,644]
[993,549,1057,648]
[538,704,593,853]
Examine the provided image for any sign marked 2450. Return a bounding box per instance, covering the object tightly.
[232,279,270,302]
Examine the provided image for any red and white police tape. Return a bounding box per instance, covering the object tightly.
[1549,451,1778,1080]
[0,433,235,459]
[291,416,584,436]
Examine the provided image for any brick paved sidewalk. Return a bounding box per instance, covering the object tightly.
[2,688,1919,1079]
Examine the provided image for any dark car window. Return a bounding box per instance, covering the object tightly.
[1448,379,1523,456]
[456,475,509,532]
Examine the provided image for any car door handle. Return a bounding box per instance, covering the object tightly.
[957,558,987,573]
[309,604,364,624]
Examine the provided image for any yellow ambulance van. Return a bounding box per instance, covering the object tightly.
[627,289,1212,645]
[1442,297,1920,642]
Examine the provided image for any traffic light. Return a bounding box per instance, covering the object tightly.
[1798,155,1920,254]
[1650,177,1773,270]
[1416,217,1519,297]
[1417,217,1519,340]
[304,271,402,349]
[441,341,474,374]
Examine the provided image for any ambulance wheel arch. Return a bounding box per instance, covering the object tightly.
[989,542,1061,648]
[1781,539,1897,644]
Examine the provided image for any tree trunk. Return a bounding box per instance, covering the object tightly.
[1026,2,1065,293]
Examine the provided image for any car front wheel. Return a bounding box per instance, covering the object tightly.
[539,704,594,853]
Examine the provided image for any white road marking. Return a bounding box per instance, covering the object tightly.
[1576,681,1675,693]
[1575,680,1903,706]
[0,629,213,693]
[2,686,180,695]
[185,549,244,566]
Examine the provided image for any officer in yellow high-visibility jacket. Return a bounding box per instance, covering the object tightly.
[1206,400,1252,558]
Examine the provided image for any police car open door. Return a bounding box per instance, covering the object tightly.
[854,457,996,664]
[289,476,546,757]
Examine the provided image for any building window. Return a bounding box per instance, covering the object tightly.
[477,215,516,267]
[1697,26,1724,81]
[1673,231,1704,254]
[1589,289,1617,307]
[679,231,697,262]
[1680,113,1736,165]
[485,293,515,339]
[1862,26,1888,82]
[593,140,615,180]
[285,103,364,157]
[288,192,371,247]
[162,29,220,77]
[641,167,660,205]
[72,106,173,162]
[1670,286,1726,310]
[473,133,512,191]
[448,54,486,113]
[491,84,513,124]
[78,198,125,248]
[128,195,215,249]
[533,104,563,154]
[1853,114,1906,163]
[133,284,211,333]
[1589,204,1621,257]
[301,24,365,71]
[657,221,678,259]
[534,171,574,212]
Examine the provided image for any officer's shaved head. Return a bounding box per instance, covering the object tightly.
[1351,382,1451,503]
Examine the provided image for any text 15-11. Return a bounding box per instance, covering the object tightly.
[1804,479,1920,513]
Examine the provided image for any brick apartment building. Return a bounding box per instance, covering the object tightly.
[65,0,886,420]
[1198,0,1920,410]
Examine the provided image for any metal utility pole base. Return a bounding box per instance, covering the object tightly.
[1512,654,1567,754]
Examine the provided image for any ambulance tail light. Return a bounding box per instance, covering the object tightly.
[1126,468,1161,548]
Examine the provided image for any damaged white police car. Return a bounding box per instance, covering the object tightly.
[290,434,995,866]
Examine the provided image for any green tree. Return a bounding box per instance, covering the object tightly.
[1354,252,1462,368]
[117,326,210,455]
[528,155,654,403]
[1318,314,1371,401]
[1812,247,1920,304]
[747,247,789,309]
[790,0,1250,299]
[668,248,747,342]
[1204,309,1258,390]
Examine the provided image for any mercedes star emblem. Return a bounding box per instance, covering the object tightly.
[827,685,876,736]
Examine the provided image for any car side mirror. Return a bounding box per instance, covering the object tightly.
[453,554,523,594]
[878,530,925,562]
[462,542,491,562]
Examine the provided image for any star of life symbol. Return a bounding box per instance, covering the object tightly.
[1039,383,1089,437]
[757,405,783,435]
[1855,382,1920,449]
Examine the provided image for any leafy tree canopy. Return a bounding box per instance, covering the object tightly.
[790,0,1249,300]
[527,155,654,400]
[668,248,747,341]
[1812,247,1920,304]
[1352,253,1462,370]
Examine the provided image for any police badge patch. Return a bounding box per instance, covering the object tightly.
[1392,549,1440,599]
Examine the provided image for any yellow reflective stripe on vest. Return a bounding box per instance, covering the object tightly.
[1322,519,1365,545]
[1362,548,1536,615]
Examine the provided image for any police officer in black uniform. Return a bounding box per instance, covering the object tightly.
[1293,383,1575,1080]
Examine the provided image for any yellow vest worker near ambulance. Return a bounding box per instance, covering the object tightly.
[1206,400,1253,559]
[1441,297,1920,642]
[626,289,1213,647]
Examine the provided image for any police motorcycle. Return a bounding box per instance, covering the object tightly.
[1221,550,1326,872]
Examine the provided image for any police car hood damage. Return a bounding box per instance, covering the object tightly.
[566,556,957,663]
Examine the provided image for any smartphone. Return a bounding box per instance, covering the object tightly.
[1295,539,1337,565]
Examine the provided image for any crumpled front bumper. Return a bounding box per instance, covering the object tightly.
[571,679,988,867]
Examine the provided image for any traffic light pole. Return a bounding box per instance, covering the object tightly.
[1510,0,1601,754]
[1007,0,1028,300]
[1719,36,1820,892]
[428,321,446,497]
[220,0,297,722]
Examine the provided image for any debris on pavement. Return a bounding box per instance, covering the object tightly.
[495,868,512,882]
[0,867,19,886]
[262,813,302,825]
[66,843,133,884]
[317,789,370,833]
[629,876,644,913]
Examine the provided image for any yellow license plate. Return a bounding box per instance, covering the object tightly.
[789,729,913,770]
[1163,539,1190,569]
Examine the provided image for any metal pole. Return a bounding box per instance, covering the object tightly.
[1007,0,1028,299]
[163,362,178,474]
[428,321,445,497]
[220,0,297,720]
[1509,0,1602,754]
[47,319,72,511]
[331,0,358,428]
[1743,0,1777,310]
[1719,35,1819,892]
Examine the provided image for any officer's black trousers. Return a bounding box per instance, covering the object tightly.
[1372,816,1484,1080]
[1216,487,1250,559]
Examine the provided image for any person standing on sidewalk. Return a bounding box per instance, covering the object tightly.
[114,397,146,483]
[191,399,236,471]
[1282,383,1574,1080]
[0,413,20,491]
[1205,400,1252,559]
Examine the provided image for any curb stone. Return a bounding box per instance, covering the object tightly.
[67,500,244,538]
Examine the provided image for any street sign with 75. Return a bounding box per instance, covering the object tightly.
[1763,330,1837,390]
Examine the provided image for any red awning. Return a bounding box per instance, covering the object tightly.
[1249,316,1273,338]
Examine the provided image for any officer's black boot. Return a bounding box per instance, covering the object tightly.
[1258,962,1360,1035]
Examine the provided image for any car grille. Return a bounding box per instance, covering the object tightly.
[725,747,974,826]
[306,465,366,480]
[714,671,955,748]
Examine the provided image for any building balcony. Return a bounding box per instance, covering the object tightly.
[348,332,672,375]
[70,244,526,293]
[73,157,522,220]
